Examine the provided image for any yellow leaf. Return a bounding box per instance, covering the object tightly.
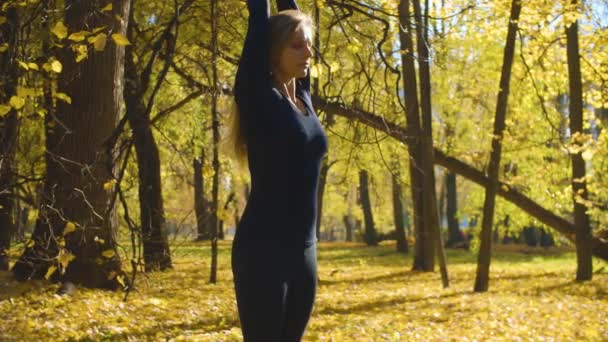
[68,30,89,42]
[101,3,112,12]
[25,239,35,248]
[102,249,116,258]
[58,250,75,269]
[0,43,9,52]
[0,16,6,25]
[91,33,107,51]
[27,62,39,70]
[0,105,11,116]
[51,22,68,40]
[74,44,88,62]
[111,33,130,46]
[103,179,115,191]
[54,92,72,104]
[18,61,29,70]
[17,86,36,98]
[116,275,126,288]
[9,96,25,110]
[50,60,63,73]
[94,236,105,244]
[45,265,57,280]
[63,221,77,236]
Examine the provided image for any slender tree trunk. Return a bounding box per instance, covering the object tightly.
[392,172,408,253]
[445,171,463,247]
[316,160,329,241]
[398,0,428,270]
[474,0,521,292]
[412,0,448,286]
[14,0,129,288]
[124,0,171,272]
[193,154,210,240]
[359,170,378,246]
[0,5,19,271]
[565,0,592,281]
[209,0,220,283]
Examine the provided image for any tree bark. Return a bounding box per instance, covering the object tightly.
[474,0,521,292]
[392,172,408,253]
[0,4,19,271]
[124,0,172,272]
[209,0,220,283]
[193,155,210,240]
[310,96,608,262]
[398,0,430,270]
[359,170,378,246]
[565,0,593,281]
[445,172,463,248]
[13,0,129,288]
[316,159,329,242]
[412,0,448,286]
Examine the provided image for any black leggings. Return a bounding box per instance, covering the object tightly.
[231,242,317,342]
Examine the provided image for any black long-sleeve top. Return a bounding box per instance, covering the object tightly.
[233,0,328,250]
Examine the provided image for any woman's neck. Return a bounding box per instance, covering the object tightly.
[273,73,297,101]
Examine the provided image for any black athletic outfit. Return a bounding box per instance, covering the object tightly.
[230,0,328,340]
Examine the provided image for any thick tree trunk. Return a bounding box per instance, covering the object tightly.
[13,0,129,288]
[398,0,430,270]
[445,172,463,248]
[0,5,19,271]
[474,0,521,292]
[310,96,608,262]
[392,172,408,253]
[412,0,448,286]
[565,0,593,281]
[124,1,171,272]
[359,170,378,246]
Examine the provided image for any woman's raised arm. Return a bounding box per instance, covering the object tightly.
[234,0,273,106]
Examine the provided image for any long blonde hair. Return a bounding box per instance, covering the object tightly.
[227,10,314,165]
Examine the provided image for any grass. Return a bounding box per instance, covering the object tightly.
[1,240,607,341]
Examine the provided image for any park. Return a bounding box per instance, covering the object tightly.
[1,0,607,340]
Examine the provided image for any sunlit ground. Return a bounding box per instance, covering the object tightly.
[1,240,607,341]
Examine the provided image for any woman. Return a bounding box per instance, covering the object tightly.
[230,0,328,340]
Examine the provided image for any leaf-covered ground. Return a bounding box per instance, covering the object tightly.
[1,241,607,341]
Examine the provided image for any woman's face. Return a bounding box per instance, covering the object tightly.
[276,25,313,81]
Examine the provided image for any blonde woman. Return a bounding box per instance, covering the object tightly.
[230,0,327,340]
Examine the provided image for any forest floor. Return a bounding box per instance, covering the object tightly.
[1,240,607,341]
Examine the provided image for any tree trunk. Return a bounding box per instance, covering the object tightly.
[0,4,19,271]
[398,0,429,270]
[565,0,592,281]
[474,0,521,292]
[124,0,171,272]
[359,170,378,246]
[316,159,329,242]
[445,172,463,248]
[412,0,448,286]
[209,0,220,283]
[193,154,210,240]
[392,172,408,253]
[13,0,129,289]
